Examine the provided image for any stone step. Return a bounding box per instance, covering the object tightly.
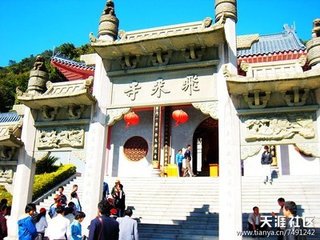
[36,175,320,240]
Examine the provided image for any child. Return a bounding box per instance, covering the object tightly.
[70,211,86,240]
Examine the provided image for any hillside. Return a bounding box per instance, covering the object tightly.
[0,43,94,112]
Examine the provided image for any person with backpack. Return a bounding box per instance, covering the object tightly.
[17,203,37,240]
[261,145,273,184]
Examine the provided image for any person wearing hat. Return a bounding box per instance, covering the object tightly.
[35,208,48,239]
[110,208,118,219]
[261,145,273,184]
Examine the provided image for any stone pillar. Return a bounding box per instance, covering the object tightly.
[216,1,242,239]
[81,54,109,232]
[7,107,37,239]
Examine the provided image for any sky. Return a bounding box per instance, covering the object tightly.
[0,0,319,67]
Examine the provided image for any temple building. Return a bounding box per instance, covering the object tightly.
[1,0,320,239]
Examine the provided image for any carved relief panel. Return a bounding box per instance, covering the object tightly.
[37,128,85,150]
[241,112,317,145]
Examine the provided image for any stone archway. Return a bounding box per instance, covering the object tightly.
[192,117,218,176]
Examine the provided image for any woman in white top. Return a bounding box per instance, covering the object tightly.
[70,192,81,212]
[35,208,48,239]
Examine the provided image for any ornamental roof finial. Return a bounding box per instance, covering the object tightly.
[98,0,119,41]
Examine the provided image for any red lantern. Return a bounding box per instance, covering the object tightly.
[172,109,189,126]
[124,112,140,127]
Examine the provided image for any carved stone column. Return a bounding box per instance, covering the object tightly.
[7,108,36,239]
[217,5,242,238]
[81,55,109,232]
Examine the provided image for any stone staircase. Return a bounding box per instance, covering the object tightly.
[37,175,320,240]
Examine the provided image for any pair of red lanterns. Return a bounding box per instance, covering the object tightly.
[124,109,189,127]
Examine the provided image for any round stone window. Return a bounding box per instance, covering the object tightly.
[123,136,148,161]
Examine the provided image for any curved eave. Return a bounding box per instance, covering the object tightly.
[51,59,94,81]
[92,24,225,60]
[17,91,96,109]
[0,135,23,147]
[227,68,320,95]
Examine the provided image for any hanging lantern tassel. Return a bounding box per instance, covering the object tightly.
[172,109,189,126]
[124,111,140,128]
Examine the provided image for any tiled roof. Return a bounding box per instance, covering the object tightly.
[237,25,306,57]
[0,112,20,123]
[51,55,95,81]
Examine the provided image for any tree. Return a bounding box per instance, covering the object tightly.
[0,42,93,112]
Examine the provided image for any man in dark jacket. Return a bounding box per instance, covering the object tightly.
[261,145,273,184]
[283,201,307,240]
[88,200,119,240]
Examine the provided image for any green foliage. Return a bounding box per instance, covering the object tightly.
[32,164,76,201]
[0,185,12,205]
[35,155,59,174]
[0,42,95,112]
[0,164,76,205]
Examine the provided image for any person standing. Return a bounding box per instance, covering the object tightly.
[70,211,86,240]
[102,181,110,201]
[261,145,273,184]
[112,180,125,217]
[183,144,195,177]
[57,186,67,207]
[88,200,119,240]
[117,209,139,240]
[46,205,70,240]
[70,192,81,212]
[272,197,286,240]
[70,184,82,211]
[0,205,8,240]
[114,185,126,217]
[175,149,184,177]
[17,203,37,240]
[283,201,305,240]
[35,208,48,239]
[48,194,60,219]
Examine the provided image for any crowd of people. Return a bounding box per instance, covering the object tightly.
[15,179,139,240]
